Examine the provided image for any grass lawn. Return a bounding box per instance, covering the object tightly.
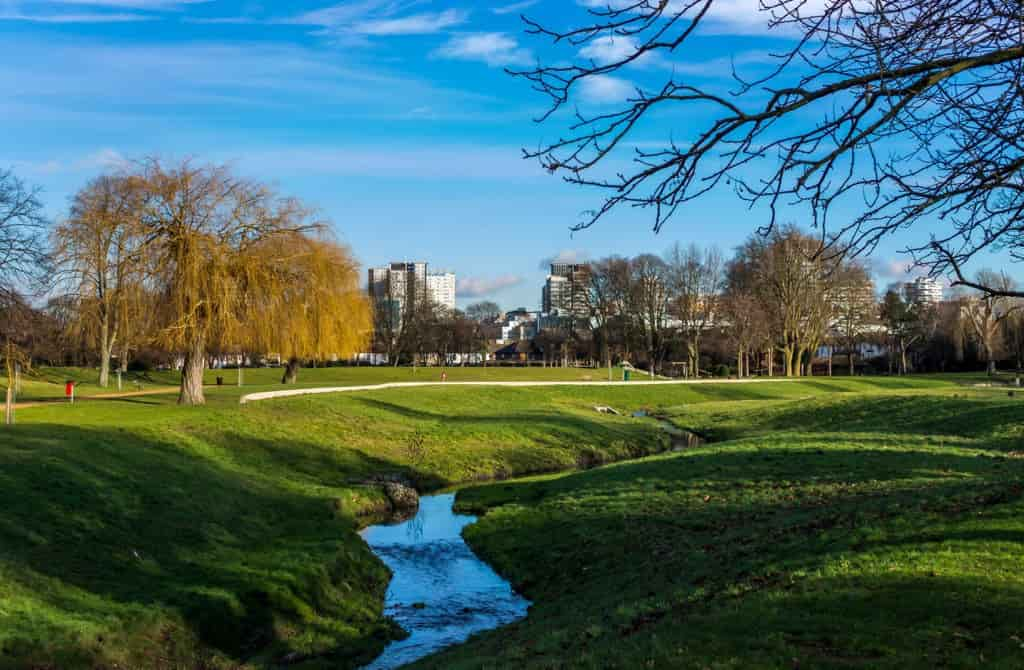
[409,384,1024,669]
[8,365,637,403]
[0,371,1016,668]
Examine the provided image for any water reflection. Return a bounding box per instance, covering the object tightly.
[361,494,530,669]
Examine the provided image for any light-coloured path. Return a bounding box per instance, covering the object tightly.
[13,387,178,410]
[239,377,795,405]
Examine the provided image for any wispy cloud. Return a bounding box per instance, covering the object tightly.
[492,0,539,15]
[289,1,468,36]
[578,74,634,104]
[0,0,210,22]
[0,38,496,123]
[457,274,525,297]
[435,32,532,67]
[576,0,828,36]
[539,249,589,271]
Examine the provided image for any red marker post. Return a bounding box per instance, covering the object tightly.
[65,381,75,404]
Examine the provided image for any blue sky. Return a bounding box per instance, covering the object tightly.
[0,0,1005,308]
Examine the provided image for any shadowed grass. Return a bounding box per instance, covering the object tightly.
[415,390,1024,669]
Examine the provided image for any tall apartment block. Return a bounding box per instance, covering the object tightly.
[368,262,456,315]
[542,263,591,318]
[902,276,943,305]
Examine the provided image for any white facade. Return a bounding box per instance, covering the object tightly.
[426,272,457,312]
[902,276,943,305]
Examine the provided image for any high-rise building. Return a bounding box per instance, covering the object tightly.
[426,272,456,312]
[541,263,590,318]
[902,276,943,305]
[368,261,428,316]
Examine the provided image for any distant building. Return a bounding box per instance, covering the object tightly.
[368,261,427,313]
[426,272,457,312]
[496,310,538,344]
[901,276,943,305]
[541,263,591,319]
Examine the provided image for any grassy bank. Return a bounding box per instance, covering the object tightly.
[0,373,1006,668]
[2,376,695,669]
[409,385,1024,669]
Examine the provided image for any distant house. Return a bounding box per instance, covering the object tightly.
[493,339,544,364]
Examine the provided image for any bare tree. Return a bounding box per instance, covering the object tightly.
[52,175,147,387]
[665,243,724,377]
[722,255,771,378]
[629,253,670,377]
[511,1,1024,297]
[584,256,625,371]
[737,227,840,376]
[882,290,938,375]
[0,169,47,301]
[960,270,1020,374]
[832,263,877,376]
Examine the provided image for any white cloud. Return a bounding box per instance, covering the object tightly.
[289,2,467,36]
[436,32,532,67]
[457,275,525,297]
[578,35,641,65]
[492,0,539,15]
[576,0,829,36]
[578,74,634,104]
[0,10,151,22]
[539,249,589,270]
[356,8,467,35]
[0,0,211,22]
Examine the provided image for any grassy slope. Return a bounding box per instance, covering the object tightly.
[414,385,1024,669]
[2,374,710,669]
[0,373,1000,668]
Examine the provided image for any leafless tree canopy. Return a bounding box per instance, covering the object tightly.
[0,169,47,302]
[512,0,1024,295]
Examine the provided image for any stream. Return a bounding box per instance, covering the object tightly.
[360,493,531,669]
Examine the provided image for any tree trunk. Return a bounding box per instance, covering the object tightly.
[767,348,774,377]
[282,357,300,384]
[987,359,997,376]
[4,385,12,426]
[98,321,112,388]
[849,349,856,377]
[827,350,833,377]
[178,338,206,406]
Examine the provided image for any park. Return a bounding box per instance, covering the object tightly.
[4,0,1024,668]
[0,367,1021,668]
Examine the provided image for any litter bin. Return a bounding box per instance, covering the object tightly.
[216,376,224,386]
[624,370,631,382]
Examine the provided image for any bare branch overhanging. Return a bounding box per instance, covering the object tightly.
[510,0,1024,296]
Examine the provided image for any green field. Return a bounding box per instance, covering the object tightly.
[9,365,634,403]
[0,370,1020,668]
[416,383,1024,669]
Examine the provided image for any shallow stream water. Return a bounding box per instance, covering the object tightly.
[360,494,530,669]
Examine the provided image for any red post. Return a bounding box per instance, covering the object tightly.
[65,381,75,404]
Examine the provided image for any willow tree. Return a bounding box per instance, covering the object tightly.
[52,175,147,388]
[245,233,371,384]
[138,159,324,405]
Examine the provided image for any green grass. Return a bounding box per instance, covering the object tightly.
[7,365,633,403]
[1,370,1016,668]
[410,385,1024,669]
[1,372,705,669]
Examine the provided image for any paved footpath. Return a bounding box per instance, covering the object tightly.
[239,377,795,405]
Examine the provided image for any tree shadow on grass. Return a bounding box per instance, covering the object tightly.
[421,446,1024,669]
[0,423,412,668]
